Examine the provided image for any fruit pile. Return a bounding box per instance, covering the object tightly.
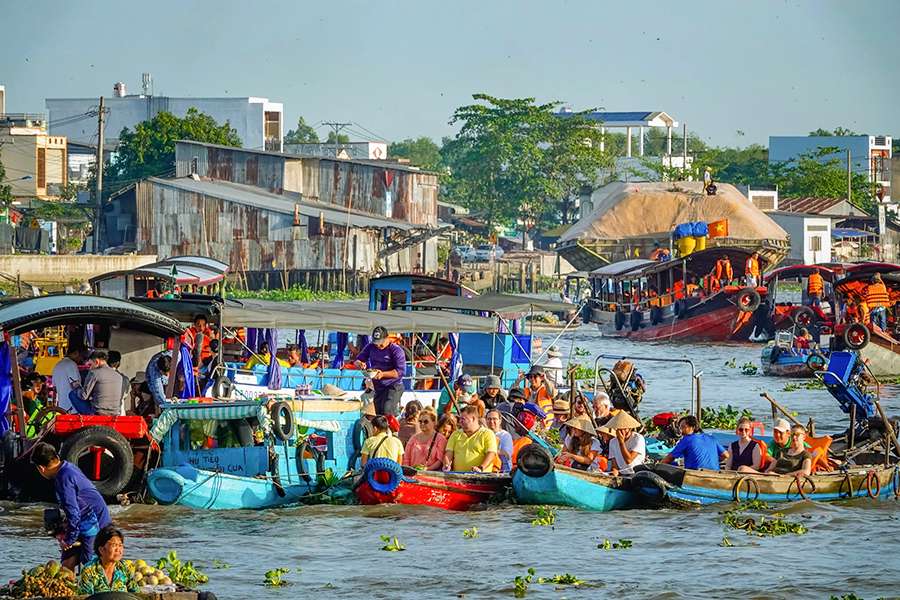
[124,559,173,588]
[2,561,77,598]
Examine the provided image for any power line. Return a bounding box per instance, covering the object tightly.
[352,122,390,143]
[321,121,352,157]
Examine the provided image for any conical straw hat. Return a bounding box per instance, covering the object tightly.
[566,414,597,437]
[605,411,641,430]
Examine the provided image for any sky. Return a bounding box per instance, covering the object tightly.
[2,0,898,148]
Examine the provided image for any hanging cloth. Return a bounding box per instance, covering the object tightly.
[245,328,259,359]
[296,330,309,363]
[0,341,11,436]
[331,332,349,369]
[178,343,196,399]
[448,333,462,383]
[266,328,282,390]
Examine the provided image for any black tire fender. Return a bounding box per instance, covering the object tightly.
[212,376,233,399]
[516,443,553,479]
[60,426,134,498]
[791,306,815,327]
[843,323,870,350]
[296,438,325,484]
[270,401,295,441]
[736,288,762,312]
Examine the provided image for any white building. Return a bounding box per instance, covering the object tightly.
[767,211,832,265]
[46,83,283,152]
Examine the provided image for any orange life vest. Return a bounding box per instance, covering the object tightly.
[715,259,733,282]
[511,437,533,467]
[672,280,685,300]
[866,282,889,308]
[807,272,824,296]
[745,256,760,278]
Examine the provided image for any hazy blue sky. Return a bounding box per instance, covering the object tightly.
[2,0,897,148]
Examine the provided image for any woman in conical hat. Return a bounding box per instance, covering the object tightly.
[556,414,599,471]
[605,411,646,475]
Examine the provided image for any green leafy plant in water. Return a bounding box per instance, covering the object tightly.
[700,405,753,430]
[513,568,535,598]
[721,503,807,537]
[536,573,584,586]
[463,527,479,539]
[530,506,556,527]
[568,363,593,381]
[155,551,208,589]
[264,568,290,587]
[573,346,591,357]
[380,535,406,551]
[719,536,733,547]
[597,538,632,550]
[317,467,340,488]
[724,358,737,368]
[543,427,562,450]
[740,362,758,375]
[211,559,230,569]
[783,380,825,392]
[228,284,361,302]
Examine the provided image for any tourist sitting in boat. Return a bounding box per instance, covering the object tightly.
[551,398,570,432]
[437,374,478,416]
[479,375,507,410]
[398,400,422,445]
[793,328,813,350]
[768,418,809,460]
[244,341,290,369]
[360,415,405,467]
[556,414,602,472]
[444,405,498,473]
[70,351,128,416]
[592,393,616,428]
[486,409,513,472]
[51,345,83,413]
[727,417,767,471]
[511,403,548,466]
[543,346,566,387]
[286,344,303,367]
[758,424,812,477]
[660,415,728,471]
[517,365,555,418]
[77,526,139,595]
[403,408,446,471]
[22,372,48,418]
[496,386,526,416]
[605,411,646,476]
[353,326,407,416]
[437,413,458,439]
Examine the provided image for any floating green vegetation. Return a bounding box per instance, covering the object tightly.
[568,363,594,381]
[740,362,759,375]
[719,536,733,547]
[721,503,808,537]
[211,560,231,569]
[155,551,208,589]
[543,427,562,450]
[700,405,754,430]
[783,380,825,392]
[463,527,479,539]
[573,346,591,357]
[536,573,584,586]
[597,538,632,550]
[228,285,361,303]
[513,568,535,598]
[724,358,737,368]
[530,506,556,527]
[380,535,406,551]
[263,568,291,587]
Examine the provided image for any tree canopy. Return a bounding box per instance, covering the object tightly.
[808,127,859,137]
[104,107,241,195]
[0,158,12,207]
[442,94,612,230]
[284,116,319,144]
[388,137,442,171]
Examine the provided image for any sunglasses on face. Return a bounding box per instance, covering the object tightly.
[418,419,431,424]
[737,427,750,432]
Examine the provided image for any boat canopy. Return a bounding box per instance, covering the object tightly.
[589,259,655,279]
[0,294,184,336]
[835,269,900,294]
[640,247,768,279]
[411,293,573,315]
[89,255,230,293]
[764,264,837,284]
[222,298,498,333]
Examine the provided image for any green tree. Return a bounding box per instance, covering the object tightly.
[695,144,769,185]
[808,127,859,136]
[284,116,319,144]
[769,149,874,212]
[325,131,350,144]
[104,107,241,195]
[388,137,442,171]
[0,157,13,207]
[443,94,612,230]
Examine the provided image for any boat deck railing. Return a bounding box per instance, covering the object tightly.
[593,354,701,416]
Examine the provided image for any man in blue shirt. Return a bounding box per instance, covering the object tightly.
[660,415,729,471]
[354,326,407,417]
[31,442,111,570]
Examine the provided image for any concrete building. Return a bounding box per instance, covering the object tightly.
[769,135,892,201]
[46,86,284,151]
[0,113,68,202]
[765,211,832,265]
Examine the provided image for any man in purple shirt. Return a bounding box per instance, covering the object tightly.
[32,442,111,570]
[354,326,406,416]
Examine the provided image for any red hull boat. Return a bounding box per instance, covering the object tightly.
[355,461,510,511]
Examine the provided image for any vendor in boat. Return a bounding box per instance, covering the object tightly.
[403,408,446,471]
[353,326,407,417]
[31,442,112,570]
[660,415,728,471]
[715,254,733,287]
[437,374,478,416]
[486,410,513,472]
[479,375,507,411]
[77,526,139,595]
[556,414,601,472]
[605,412,646,476]
[727,417,766,471]
[360,415,405,467]
[516,365,555,419]
[443,405,498,473]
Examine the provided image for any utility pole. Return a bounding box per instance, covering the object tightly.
[93,96,105,254]
[682,123,688,180]
[846,148,852,203]
[322,121,351,158]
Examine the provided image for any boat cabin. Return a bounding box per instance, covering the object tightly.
[90,256,229,299]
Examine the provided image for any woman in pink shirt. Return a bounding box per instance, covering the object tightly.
[402,408,446,471]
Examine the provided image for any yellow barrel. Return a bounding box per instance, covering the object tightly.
[676,236,696,256]
[693,235,707,251]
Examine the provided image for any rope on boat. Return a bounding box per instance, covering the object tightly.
[732,476,760,502]
[865,470,881,498]
[787,475,815,501]
[838,472,855,499]
[176,469,223,503]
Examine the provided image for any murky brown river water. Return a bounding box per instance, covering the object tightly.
[2,329,899,599]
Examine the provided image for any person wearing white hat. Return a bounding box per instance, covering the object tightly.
[604,411,646,476]
[767,418,809,460]
[556,414,599,471]
[543,346,565,387]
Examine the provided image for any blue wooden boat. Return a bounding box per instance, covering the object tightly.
[760,342,828,378]
[637,463,900,506]
[511,445,636,511]
[146,398,364,510]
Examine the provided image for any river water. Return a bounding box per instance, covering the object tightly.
[2,328,899,599]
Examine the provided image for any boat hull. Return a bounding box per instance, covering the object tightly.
[512,465,636,511]
[147,464,314,510]
[355,469,510,511]
[857,334,900,377]
[760,346,816,377]
[643,465,899,506]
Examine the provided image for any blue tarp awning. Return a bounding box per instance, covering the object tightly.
[832,228,871,239]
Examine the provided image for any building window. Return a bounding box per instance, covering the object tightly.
[806,224,828,232]
[191,157,198,175]
[809,235,822,252]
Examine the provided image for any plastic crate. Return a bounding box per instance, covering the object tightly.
[52,414,149,439]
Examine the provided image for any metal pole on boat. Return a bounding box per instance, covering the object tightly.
[848,404,856,450]
[694,371,703,418]
[6,333,28,448]
[593,354,696,412]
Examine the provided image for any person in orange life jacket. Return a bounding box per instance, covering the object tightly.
[184,314,214,366]
[866,273,890,331]
[715,255,734,286]
[672,279,685,300]
[744,251,761,287]
[510,402,548,466]
[514,365,554,417]
[806,268,825,308]
[686,276,701,297]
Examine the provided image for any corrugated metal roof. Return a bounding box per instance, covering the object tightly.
[147,177,417,231]
[176,140,437,175]
[778,197,853,215]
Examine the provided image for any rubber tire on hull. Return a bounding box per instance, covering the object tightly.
[614,310,625,331]
[211,376,233,399]
[630,310,643,332]
[791,306,815,327]
[297,439,326,484]
[364,457,403,494]
[516,443,553,479]
[270,401,295,441]
[736,288,761,312]
[348,417,376,470]
[633,469,672,503]
[60,426,134,498]
[806,352,827,371]
[843,323,870,350]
